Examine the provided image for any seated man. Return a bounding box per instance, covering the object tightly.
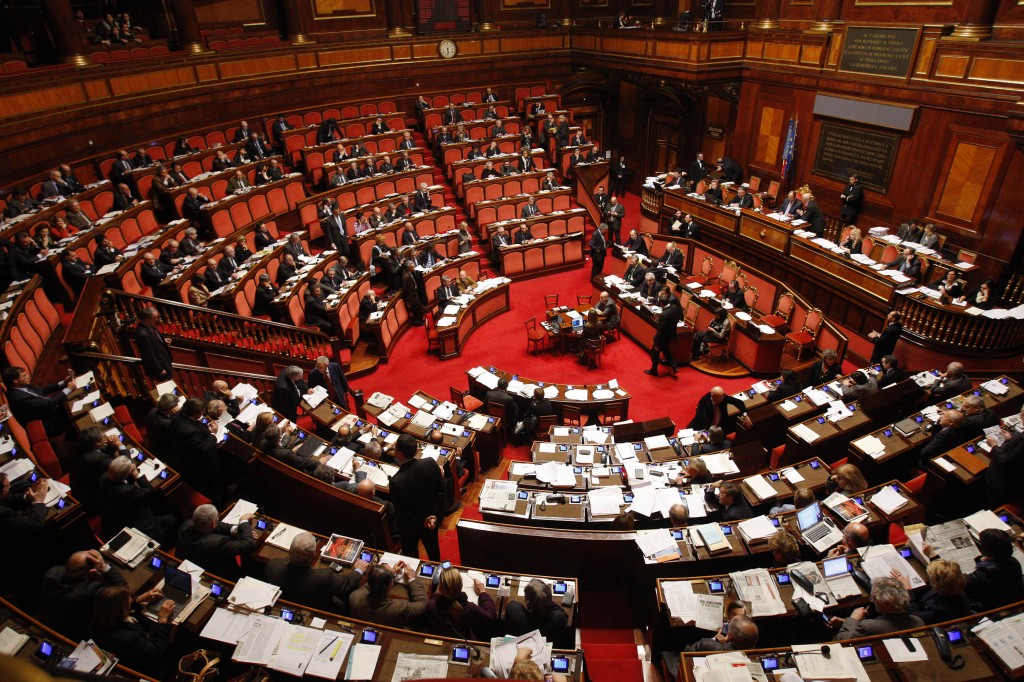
[97,456,177,544]
[659,241,683,269]
[435,275,460,306]
[885,247,922,282]
[623,230,648,255]
[504,578,569,647]
[623,256,646,288]
[38,550,126,640]
[594,291,619,329]
[927,361,971,400]
[876,354,905,389]
[830,577,924,640]
[684,615,758,652]
[707,481,753,523]
[485,377,519,426]
[692,309,731,361]
[3,366,75,437]
[688,386,750,434]
[826,521,871,558]
[841,370,879,401]
[176,504,256,581]
[349,562,427,629]
[264,532,368,615]
[728,186,754,209]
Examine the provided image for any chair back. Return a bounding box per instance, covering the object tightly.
[577,295,592,306]
[699,255,714,279]
[743,285,759,311]
[561,404,583,426]
[802,309,823,337]
[748,176,761,191]
[543,293,559,309]
[775,291,795,318]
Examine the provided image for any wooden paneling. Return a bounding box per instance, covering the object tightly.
[754,105,787,169]
[763,42,801,62]
[318,46,392,65]
[655,40,698,59]
[935,54,969,79]
[970,57,1024,84]
[709,41,744,59]
[502,35,564,51]
[217,55,297,78]
[603,36,647,54]
[0,84,85,117]
[618,80,637,138]
[195,0,268,24]
[931,129,1012,236]
[108,68,198,97]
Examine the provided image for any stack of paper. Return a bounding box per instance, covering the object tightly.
[264,523,306,551]
[588,486,625,516]
[736,516,778,543]
[791,423,820,443]
[489,630,552,678]
[305,630,354,680]
[744,475,777,501]
[635,528,680,561]
[729,568,786,616]
[702,453,739,476]
[304,385,329,409]
[973,612,1024,671]
[662,580,697,622]
[870,485,908,514]
[694,523,731,553]
[860,545,926,589]
[964,509,1011,536]
[224,499,259,524]
[0,627,29,655]
[229,576,282,611]
[479,479,519,512]
[792,643,870,682]
[366,391,393,409]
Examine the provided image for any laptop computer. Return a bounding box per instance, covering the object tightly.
[821,556,861,598]
[150,564,193,619]
[796,501,844,554]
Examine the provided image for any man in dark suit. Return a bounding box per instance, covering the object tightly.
[58,164,84,193]
[322,205,349,257]
[589,224,608,278]
[728,187,754,209]
[688,153,708,187]
[839,175,864,225]
[604,196,625,243]
[69,427,123,513]
[349,562,428,628]
[401,222,420,246]
[960,395,999,438]
[417,245,442,268]
[389,434,446,561]
[216,246,239,280]
[309,355,355,407]
[64,199,93,231]
[112,182,139,211]
[435,275,460,307]
[160,240,185,269]
[108,150,138,196]
[623,256,645,287]
[252,274,280,319]
[623,230,648,255]
[985,407,1024,506]
[554,115,570,148]
[798,192,826,237]
[271,366,309,422]
[181,187,210,225]
[233,121,252,143]
[412,183,434,212]
[521,196,541,219]
[778,191,803,217]
[135,307,172,380]
[272,115,292,148]
[927,361,972,400]
[60,250,92,296]
[868,311,903,363]
[647,289,681,376]
[169,398,224,500]
[885,247,922,283]
[245,131,270,160]
[401,260,427,326]
[177,504,255,581]
[717,156,742,182]
[713,482,754,523]
[38,550,127,641]
[659,241,684,269]
[284,233,308,261]
[399,131,416,150]
[920,410,968,462]
[140,252,170,288]
[485,378,519,429]
[442,104,460,125]
[204,258,226,291]
[611,156,629,197]
[97,456,176,544]
[514,223,535,244]
[541,171,559,192]
[2,366,75,436]
[265,532,368,614]
[41,170,72,198]
[594,185,610,214]
[876,354,905,388]
[689,386,750,433]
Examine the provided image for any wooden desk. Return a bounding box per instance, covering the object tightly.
[496,232,585,280]
[466,366,632,423]
[436,280,511,360]
[451,149,548,196]
[480,207,588,251]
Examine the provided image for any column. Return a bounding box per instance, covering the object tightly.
[652,0,675,26]
[555,0,573,27]
[168,0,208,54]
[949,0,998,39]
[753,0,781,30]
[809,0,842,31]
[477,0,498,32]
[280,0,316,43]
[384,0,413,38]
[40,0,91,66]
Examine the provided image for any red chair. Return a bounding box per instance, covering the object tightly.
[762,292,795,330]
[904,473,928,497]
[450,386,483,412]
[830,457,848,469]
[888,522,909,545]
[785,308,823,360]
[524,317,548,354]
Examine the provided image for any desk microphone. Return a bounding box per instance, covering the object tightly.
[445,621,481,659]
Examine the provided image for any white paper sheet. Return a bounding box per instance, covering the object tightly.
[305,630,355,680]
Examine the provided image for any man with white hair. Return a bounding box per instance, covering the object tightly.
[271,365,311,422]
[96,455,176,543]
[928,361,971,400]
[685,614,758,651]
[830,577,923,639]
[264,532,368,614]
[308,355,356,407]
[176,504,255,580]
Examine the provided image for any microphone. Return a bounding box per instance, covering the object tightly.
[445,621,481,659]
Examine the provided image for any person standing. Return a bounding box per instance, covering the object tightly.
[868,311,902,363]
[604,196,625,244]
[611,156,628,197]
[589,224,608,278]
[135,307,172,381]
[646,288,680,377]
[839,175,864,226]
[389,434,446,561]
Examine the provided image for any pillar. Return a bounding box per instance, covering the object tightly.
[753,0,782,30]
[384,0,414,38]
[809,0,842,31]
[168,0,209,54]
[280,0,316,43]
[40,0,91,66]
[477,0,498,32]
[949,0,999,39]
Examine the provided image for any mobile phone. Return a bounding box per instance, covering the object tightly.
[451,645,470,663]
[56,497,66,509]
[134,451,146,462]
[255,518,268,531]
[947,629,964,645]
[776,572,790,586]
[856,645,876,661]
[518,491,529,500]
[623,493,634,503]
[159,469,170,480]
[771,517,780,527]
[359,629,379,644]
[211,582,224,599]
[707,580,725,593]
[149,556,163,570]
[360,550,373,563]
[884,429,893,437]
[486,575,501,588]
[899,547,913,559]
[720,620,729,635]
[768,473,779,482]
[440,560,452,569]
[553,582,568,594]
[810,460,820,469]
[551,656,570,673]
[419,564,435,578]
[280,608,295,622]
[333,408,342,415]
[816,417,826,424]
[671,530,684,540]
[34,641,54,660]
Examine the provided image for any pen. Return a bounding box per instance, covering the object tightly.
[329,637,344,661]
[318,636,338,655]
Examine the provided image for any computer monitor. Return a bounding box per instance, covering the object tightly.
[572,317,584,329]
[796,501,822,532]
[823,556,850,578]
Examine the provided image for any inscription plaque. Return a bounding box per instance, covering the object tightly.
[839,27,919,79]
[812,122,900,193]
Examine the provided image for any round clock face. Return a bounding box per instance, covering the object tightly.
[438,39,457,59]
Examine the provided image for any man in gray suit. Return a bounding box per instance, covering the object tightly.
[830,577,924,640]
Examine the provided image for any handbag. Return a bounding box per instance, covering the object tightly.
[177,649,221,682]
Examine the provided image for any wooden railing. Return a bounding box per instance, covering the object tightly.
[893,290,1024,355]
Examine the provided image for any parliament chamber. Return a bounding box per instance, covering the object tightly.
[1,0,1024,680]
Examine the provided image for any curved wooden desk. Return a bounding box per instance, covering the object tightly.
[436,280,511,360]
[466,365,632,422]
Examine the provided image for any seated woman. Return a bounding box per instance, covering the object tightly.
[674,457,714,486]
[691,308,731,361]
[827,462,868,496]
[809,348,841,386]
[957,278,996,310]
[892,559,971,625]
[839,226,863,254]
[703,179,724,205]
[33,224,55,250]
[964,528,1024,612]
[930,269,963,300]
[578,310,604,367]
[89,586,175,679]
[426,567,497,641]
[765,369,802,403]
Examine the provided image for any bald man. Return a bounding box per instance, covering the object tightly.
[205,380,241,418]
[688,386,749,434]
[685,615,759,652]
[827,521,871,558]
[927,361,972,400]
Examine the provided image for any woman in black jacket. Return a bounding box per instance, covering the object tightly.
[90,586,175,678]
[894,559,971,625]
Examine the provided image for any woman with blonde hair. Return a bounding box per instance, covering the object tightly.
[892,560,970,624]
[425,566,496,640]
[829,463,868,494]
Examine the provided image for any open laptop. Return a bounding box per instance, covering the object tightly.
[821,556,861,598]
[571,317,584,331]
[796,501,844,554]
[150,564,193,619]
